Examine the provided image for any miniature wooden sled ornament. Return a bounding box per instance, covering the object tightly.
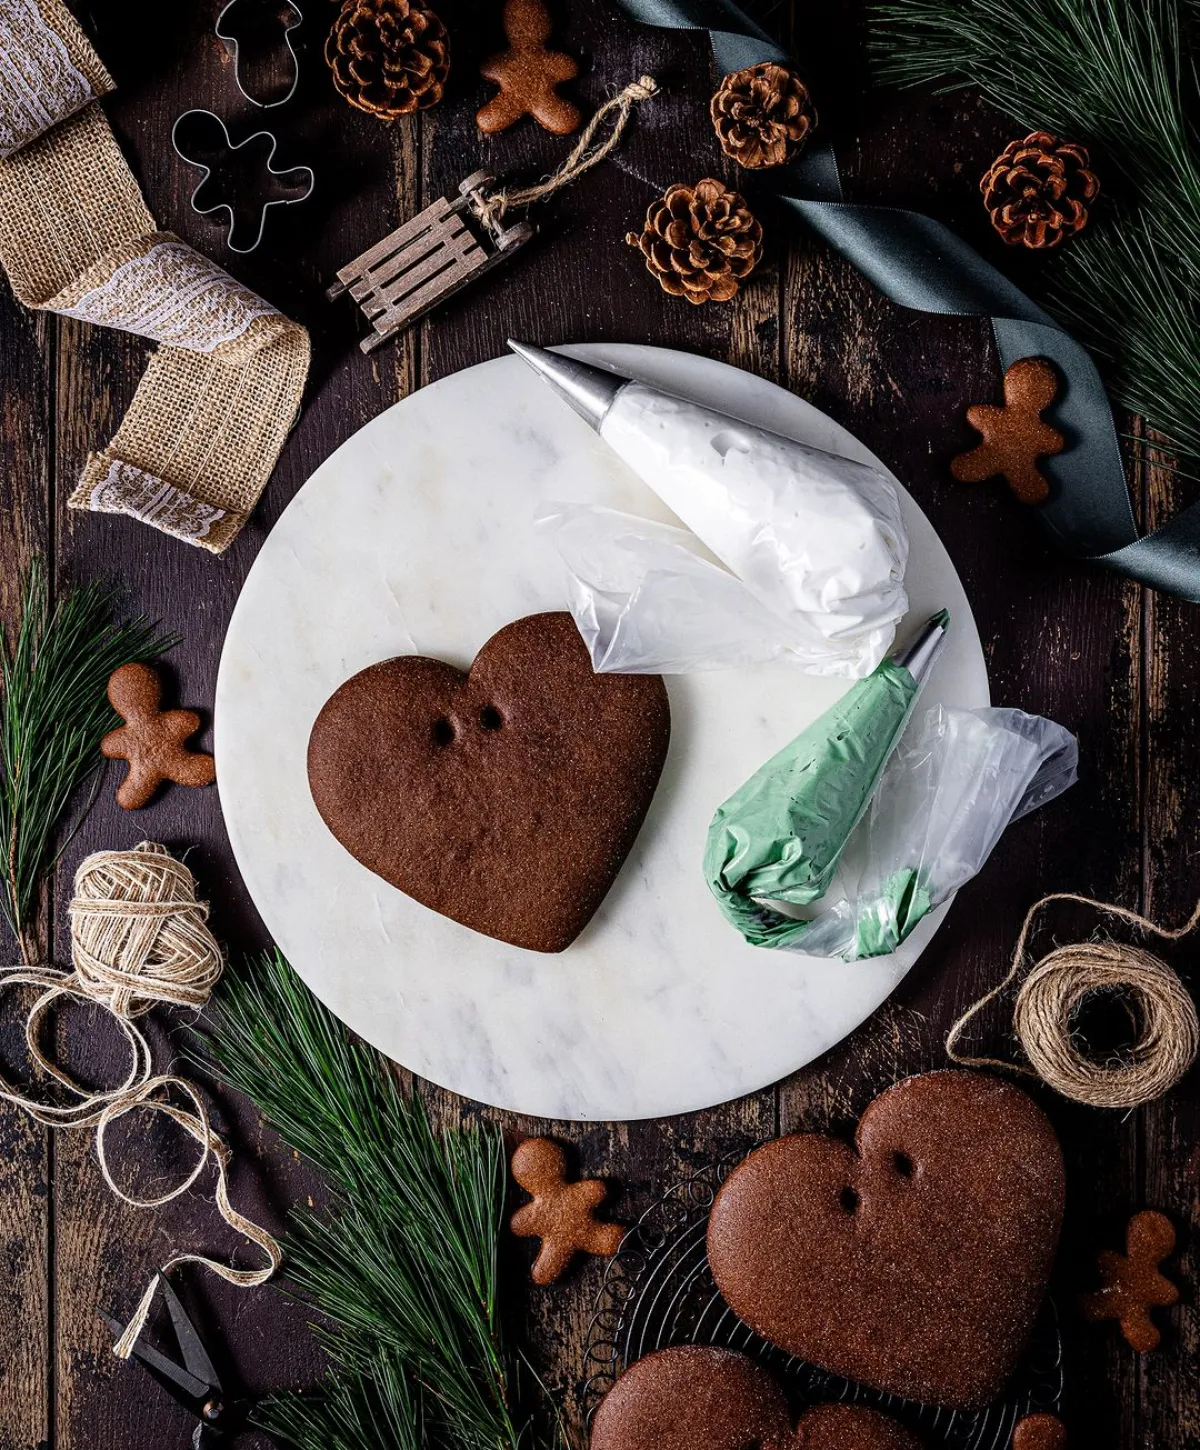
[327,171,535,353]
[327,77,659,353]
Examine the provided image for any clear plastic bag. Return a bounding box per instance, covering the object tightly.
[539,503,826,674]
[794,706,1079,960]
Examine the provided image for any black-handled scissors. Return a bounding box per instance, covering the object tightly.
[100,1273,253,1448]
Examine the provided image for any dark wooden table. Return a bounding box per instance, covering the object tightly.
[0,2,1196,1447]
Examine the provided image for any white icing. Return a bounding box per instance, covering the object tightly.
[598,382,910,677]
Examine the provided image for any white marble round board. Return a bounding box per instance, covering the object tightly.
[216,343,990,1123]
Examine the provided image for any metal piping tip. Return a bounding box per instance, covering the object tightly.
[891,609,950,687]
[507,339,631,433]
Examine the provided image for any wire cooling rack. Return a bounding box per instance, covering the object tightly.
[582,1150,1064,1450]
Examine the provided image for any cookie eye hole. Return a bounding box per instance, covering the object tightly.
[893,1151,915,1179]
[479,705,504,731]
[839,1185,860,1214]
[432,717,456,747]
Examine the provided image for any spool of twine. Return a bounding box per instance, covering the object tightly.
[947,892,1200,1109]
[0,841,280,1357]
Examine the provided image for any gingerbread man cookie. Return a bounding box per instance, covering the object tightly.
[509,1137,623,1284]
[1012,1413,1067,1450]
[950,357,1064,506]
[1079,1209,1180,1351]
[477,0,581,136]
[101,663,216,810]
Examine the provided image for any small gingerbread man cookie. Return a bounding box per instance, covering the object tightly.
[101,663,216,810]
[950,356,1064,506]
[1012,1413,1067,1450]
[1079,1209,1180,1352]
[509,1137,623,1284]
[477,0,581,137]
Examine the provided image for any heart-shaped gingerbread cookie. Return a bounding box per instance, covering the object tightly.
[706,1071,1065,1409]
[307,612,670,953]
[590,1345,923,1450]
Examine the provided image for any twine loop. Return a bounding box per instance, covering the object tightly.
[0,841,280,1357]
[474,75,659,231]
[947,892,1200,1109]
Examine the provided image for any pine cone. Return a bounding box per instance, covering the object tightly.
[711,62,816,169]
[625,179,763,304]
[326,0,450,119]
[981,131,1099,249]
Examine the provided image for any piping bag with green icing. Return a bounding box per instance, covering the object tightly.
[704,611,949,949]
[802,703,1078,959]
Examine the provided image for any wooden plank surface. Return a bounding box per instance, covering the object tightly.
[1140,446,1200,1450]
[0,1,1194,1447]
[0,232,52,1450]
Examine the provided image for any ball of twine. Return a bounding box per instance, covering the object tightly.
[1014,940,1200,1108]
[0,841,278,1361]
[67,840,223,1019]
[948,893,1200,1109]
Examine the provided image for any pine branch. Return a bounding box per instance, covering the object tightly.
[866,0,1200,468]
[1050,221,1200,461]
[254,1349,422,1450]
[0,560,171,959]
[198,952,550,1450]
[869,0,1200,225]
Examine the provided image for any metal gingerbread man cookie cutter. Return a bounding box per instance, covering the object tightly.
[172,108,315,255]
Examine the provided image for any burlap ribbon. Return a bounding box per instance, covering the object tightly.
[0,0,310,553]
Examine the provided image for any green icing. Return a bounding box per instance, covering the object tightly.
[852,867,933,959]
[704,658,920,949]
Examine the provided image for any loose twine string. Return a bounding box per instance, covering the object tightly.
[0,841,280,1358]
[947,892,1200,1109]
[473,75,659,230]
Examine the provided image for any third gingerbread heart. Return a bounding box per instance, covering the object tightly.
[706,1070,1065,1410]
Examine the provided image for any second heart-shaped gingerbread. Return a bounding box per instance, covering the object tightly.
[707,1071,1065,1409]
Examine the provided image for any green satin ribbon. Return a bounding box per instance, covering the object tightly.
[615,0,1200,601]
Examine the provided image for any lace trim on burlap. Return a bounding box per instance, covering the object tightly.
[0,0,309,554]
[58,239,280,353]
[86,460,242,554]
[0,0,95,158]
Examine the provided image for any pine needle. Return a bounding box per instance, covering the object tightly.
[1051,222,1200,461]
[0,560,171,959]
[255,1349,422,1450]
[198,952,551,1450]
[867,0,1200,467]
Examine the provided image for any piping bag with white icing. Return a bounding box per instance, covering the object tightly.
[509,341,909,679]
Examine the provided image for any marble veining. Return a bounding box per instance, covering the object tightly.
[215,344,989,1122]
